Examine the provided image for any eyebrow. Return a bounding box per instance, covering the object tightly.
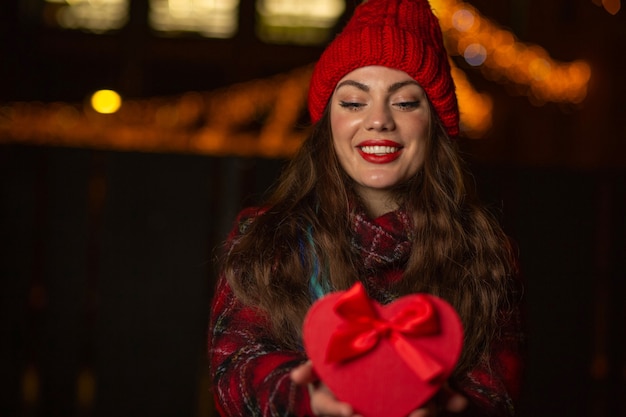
[335,79,422,93]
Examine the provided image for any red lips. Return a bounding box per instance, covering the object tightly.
[357,140,403,164]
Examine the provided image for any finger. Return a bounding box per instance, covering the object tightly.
[310,383,354,417]
[290,361,318,385]
[438,383,469,413]
[407,400,438,417]
[313,400,353,417]
[443,393,468,413]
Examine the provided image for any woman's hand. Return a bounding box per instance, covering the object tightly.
[290,361,362,417]
[408,384,469,417]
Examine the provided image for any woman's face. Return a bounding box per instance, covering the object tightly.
[330,65,431,200]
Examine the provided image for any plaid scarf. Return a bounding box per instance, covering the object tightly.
[308,206,413,303]
[350,207,413,271]
[350,207,413,304]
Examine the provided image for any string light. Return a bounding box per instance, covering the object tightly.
[431,0,591,104]
[0,1,596,155]
[451,64,493,138]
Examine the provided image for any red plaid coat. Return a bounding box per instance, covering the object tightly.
[208,207,524,416]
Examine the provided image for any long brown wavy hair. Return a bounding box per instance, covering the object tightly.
[222,105,518,376]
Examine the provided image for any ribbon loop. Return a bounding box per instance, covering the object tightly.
[325,282,445,381]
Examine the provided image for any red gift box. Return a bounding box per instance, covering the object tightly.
[303,282,464,417]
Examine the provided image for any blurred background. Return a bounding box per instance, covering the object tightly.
[0,0,624,416]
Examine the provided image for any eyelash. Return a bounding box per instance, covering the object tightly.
[338,100,421,111]
[339,101,365,110]
[395,101,420,110]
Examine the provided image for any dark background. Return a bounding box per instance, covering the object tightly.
[1,1,625,416]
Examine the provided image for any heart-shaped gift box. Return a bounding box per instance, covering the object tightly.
[303,282,464,417]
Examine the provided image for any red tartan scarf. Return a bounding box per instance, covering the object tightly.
[350,206,413,271]
[308,206,414,302]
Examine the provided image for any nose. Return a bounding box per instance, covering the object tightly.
[364,103,395,131]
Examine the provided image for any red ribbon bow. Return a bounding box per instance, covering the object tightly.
[325,282,444,382]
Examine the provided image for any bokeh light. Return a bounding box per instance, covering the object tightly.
[464,43,487,66]
[431,0,591,105]
[90,90,122,114]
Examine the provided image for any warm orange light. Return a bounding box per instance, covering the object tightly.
[431,0,591,104]
[529,58,551,81]
[452,8,475,32]
[602,0,621,14]
[450,66,493,138]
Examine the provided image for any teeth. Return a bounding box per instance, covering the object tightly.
[360,146,399,155]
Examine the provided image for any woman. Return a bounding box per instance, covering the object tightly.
[209,0,523,416]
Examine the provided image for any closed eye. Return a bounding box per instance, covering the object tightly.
[394,101,421,110]
[339,101,366,110]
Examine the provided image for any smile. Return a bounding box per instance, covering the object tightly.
[359,145,401,155]
[357,141,403,164]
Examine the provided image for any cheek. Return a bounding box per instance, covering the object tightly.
[330,110,362,138]
[330,114,353,149]
[409,152,426,176]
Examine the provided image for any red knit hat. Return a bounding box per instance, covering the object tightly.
[308,0,459,137]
